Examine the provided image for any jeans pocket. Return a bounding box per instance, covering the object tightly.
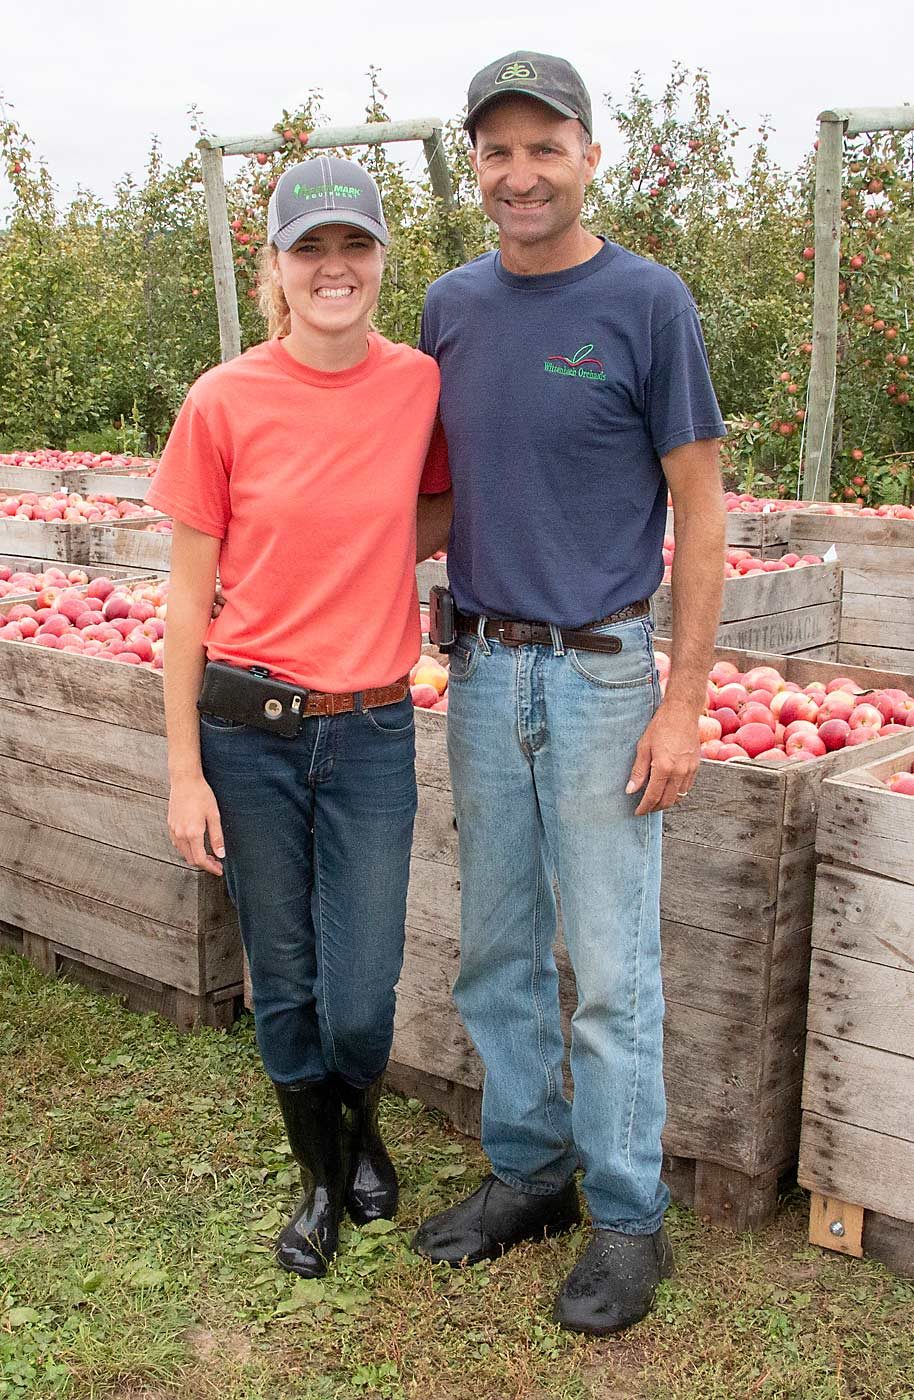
[446,638,480,683]
[364,695,417,735]
[199,714,248,732]
[568,620,655,689]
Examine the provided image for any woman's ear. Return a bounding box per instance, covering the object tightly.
[269,250,283,287]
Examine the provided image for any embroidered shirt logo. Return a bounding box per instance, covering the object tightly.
[544,344,606,381]
[497,60,537,83]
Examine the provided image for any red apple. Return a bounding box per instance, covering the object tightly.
[734,723,779,758]
[714,706,741,736]
[817,718,850,751]
[886,772,914,796]
[849,703,884,731]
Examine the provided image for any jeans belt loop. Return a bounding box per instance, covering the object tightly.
[549,622,566,657]
[476,613,492,656]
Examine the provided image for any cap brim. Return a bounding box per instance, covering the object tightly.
[464,89,581,134]
[271,209,389,250]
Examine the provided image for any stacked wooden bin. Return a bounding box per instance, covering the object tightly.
[790,512,914,674]
[388,642,914,1230]
[798,743,914,1278]
[0,584,242,1030]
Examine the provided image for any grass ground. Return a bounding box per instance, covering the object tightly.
[2,953,913,1400]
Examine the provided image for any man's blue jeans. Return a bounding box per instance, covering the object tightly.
[200,697,418,1087]
[446,616,669,1235]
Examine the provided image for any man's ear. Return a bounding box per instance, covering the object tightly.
[469,144,479,176]
[584,141,602,185]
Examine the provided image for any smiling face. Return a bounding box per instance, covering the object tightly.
[471,95,601,263]
[273,223,384,344]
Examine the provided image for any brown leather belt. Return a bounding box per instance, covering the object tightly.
[455,601,650,655]
[303,676,410,717]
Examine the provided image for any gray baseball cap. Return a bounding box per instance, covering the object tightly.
[267,155,389,250]
[465,51,593,139]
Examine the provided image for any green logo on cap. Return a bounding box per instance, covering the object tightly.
[496,60,537,83]
[292,182,363,201]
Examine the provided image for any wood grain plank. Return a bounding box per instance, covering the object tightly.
[807,950,914,1059]
[802,1032,914,1142]
[0,867,205,992]
[0,753,177,864]
[812,863,914,972]
[817,772,914,883]
[0,700,169,797]
[0,641,166,733]
[799,1112,914,1225]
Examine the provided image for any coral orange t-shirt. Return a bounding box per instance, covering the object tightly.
[147,334,449,692]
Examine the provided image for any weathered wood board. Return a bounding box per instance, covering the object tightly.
[799,741,914,1272]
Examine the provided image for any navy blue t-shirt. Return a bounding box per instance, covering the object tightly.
[419,239,726,628]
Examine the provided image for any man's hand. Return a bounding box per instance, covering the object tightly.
[625,701,700,814]
[212,584,225,620]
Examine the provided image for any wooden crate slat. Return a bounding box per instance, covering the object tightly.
[655,760,785,858]
[661,837,779,938]
[790,514,914,548]
[807,950,914,1059]
[0,641,166,734]
[0,808,209,935]
[799,1111,914,1225]
[812,863,914,972]
[0,518,90,562]
[87,525,172,571]
[817,758,914,883]
[0,699,169,798]
[76,472,152,500]
[841,614,914,652]
[842,567,914,599]
[0,867,207,993]
[0,753,178,866]
[841,591,914,626]
[803,1032,914,1142]
[791,539,914,571]
[838,641,914,671]
[714,603,840,656]
[651,563,841,656]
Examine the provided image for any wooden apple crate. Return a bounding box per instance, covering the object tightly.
[789,513,914,673]
[388,643,914,1230]
[0,514,168,566]
[665,506,794,558]
[797,741,914,1278]
[0,558,151,600]
[652,561,841,658]
[87,521,172,573]
[74,470,152,501]
[0,630,243,1031]
[0,464,84,493]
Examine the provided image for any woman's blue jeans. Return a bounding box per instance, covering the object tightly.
[200,696,418,1087]
[446,616,669,1235]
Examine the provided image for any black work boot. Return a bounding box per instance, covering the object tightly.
[338,1076,399,1225]
[412,1173,581,1266]
[553,1225,674,1335]
[273,1079,344,1278]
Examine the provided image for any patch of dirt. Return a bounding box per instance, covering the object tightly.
[184,1325,252,1365]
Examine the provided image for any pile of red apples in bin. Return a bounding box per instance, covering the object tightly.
[654,650,914,762]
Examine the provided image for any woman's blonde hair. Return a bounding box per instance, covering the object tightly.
[257,244,291,340]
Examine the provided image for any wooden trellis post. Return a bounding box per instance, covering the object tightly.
[198,119,465,363]
[803,105,914,500]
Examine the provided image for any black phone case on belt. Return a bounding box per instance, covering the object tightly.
[197,661,308,737]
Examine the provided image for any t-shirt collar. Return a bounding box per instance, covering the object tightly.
[493,236,619,291]
[267,331,382,387]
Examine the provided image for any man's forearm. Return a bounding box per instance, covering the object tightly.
[664,504,725,712]
[416,489,453,564]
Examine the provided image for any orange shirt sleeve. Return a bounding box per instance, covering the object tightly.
[419,416,451,495]
[146,393,230,539]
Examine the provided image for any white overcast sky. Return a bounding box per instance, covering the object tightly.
[2,0,912,214]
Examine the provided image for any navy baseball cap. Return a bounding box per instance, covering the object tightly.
[267,155,389,249]
[465,51,593,139]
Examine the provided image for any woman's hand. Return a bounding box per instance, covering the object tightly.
[168,775,226,876]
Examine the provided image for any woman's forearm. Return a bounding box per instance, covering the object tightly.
[163,523,222,782]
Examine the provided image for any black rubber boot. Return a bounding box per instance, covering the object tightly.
[552,1225,674,1335]
[273,1079,344,1279]
[411,1173,581,1266]
[338,1076,399,1225]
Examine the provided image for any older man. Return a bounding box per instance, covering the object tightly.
[412,51,726,1334]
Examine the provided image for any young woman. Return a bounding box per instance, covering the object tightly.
[147,156,450,1279]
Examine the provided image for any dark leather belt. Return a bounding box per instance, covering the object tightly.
[455,601,650,655]
[304,676,410,716]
